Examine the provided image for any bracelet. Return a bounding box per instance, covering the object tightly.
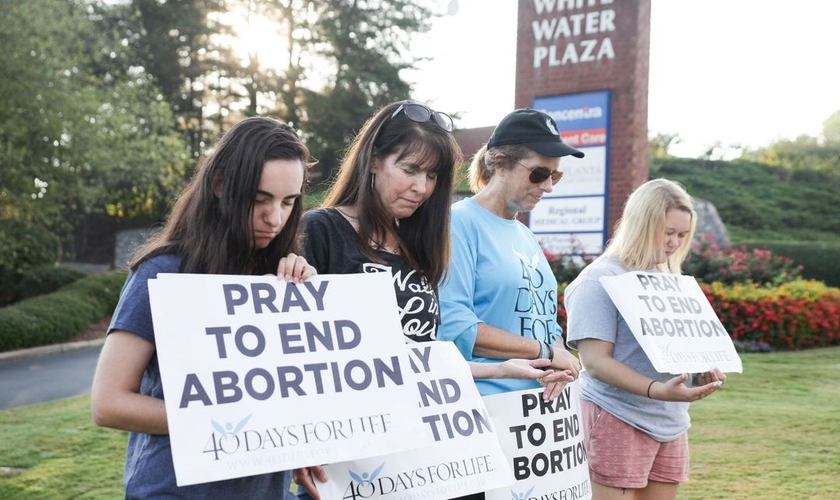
[544,341,554,362]
[646,379,657,399]
[533,339,545,360]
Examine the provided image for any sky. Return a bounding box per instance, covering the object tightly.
[408,0,840,158]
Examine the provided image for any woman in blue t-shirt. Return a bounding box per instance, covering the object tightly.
[437,108,584,398]
[90,117,316,499]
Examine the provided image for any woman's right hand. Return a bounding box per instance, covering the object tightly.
[294,466,328,500]
[537,367,576,402]
[276,253,317,283]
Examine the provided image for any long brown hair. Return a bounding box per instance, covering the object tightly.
[322,101,462,288]
[131,117,312,275]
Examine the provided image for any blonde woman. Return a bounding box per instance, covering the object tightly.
[564,178,726,500]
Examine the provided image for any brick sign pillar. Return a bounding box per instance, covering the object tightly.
[515,0,651,255]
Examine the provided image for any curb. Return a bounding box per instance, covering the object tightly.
[0,338,106,362]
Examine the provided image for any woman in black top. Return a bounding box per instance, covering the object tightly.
[296,101,574,500]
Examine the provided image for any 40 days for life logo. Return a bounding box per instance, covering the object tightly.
[202,412,392,461]
[341,456,498,500]
[510,482,590,500]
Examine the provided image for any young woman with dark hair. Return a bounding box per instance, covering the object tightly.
[91,116,316,499]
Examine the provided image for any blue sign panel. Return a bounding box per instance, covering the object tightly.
[529,91,611,256]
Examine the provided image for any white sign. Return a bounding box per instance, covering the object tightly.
[148,273,427,486]
[318,342,514,500]
[600,272,743,374]
[483,384,592,500]
[550,147,607,197]
[536,233,604,257]
[530,197,604,234]
[530,4,617,69]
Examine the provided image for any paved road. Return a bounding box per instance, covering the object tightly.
[0,343,103,411]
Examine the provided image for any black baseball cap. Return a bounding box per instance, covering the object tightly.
[487,108,585,158]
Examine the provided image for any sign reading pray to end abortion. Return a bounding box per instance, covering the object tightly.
[600,272,743,374]
[482,383,591,500]
[317,342,514,500]
[148,273,427,487]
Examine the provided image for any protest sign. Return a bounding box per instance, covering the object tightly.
[483,383,591,500]
[318,342,514,500]
[148,272,427,486]
[600,272,743,374]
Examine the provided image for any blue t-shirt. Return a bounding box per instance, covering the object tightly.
[564,254,691,442]
[438,197,563,396]
[108,254,294,499]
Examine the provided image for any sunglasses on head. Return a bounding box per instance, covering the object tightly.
[390,102,454,132]
[513,159,564,185]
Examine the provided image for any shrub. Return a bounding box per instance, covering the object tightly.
[742,240,840,288]
[702,279,840,351]
[684,234,803,286]
[543,237,596,286]
[0,270,127,352]
[0,217,61,306]
[556,280,840,352]
[12,265,87,302]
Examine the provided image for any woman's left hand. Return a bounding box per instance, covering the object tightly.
[652,368,726,402]
[276,253,317,283]
[692,369,727,387]
[550,344,581,379]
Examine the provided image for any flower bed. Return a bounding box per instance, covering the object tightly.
[549,235,839,352]
[702,280,840,350]
[556,280,840,352]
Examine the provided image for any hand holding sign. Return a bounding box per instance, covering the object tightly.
[648,369,725,403]
[599,271,742,375]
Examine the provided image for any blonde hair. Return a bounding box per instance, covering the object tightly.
[604,178,697,274]
[467,143,535,193]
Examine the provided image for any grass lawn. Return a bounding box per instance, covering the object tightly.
[1,347,838,499]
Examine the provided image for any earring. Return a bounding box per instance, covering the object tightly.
[370,173,376,189]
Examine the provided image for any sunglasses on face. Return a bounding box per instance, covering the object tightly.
[513,160,564,185]
[390,102,454,132]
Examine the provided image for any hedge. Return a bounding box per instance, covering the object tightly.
[5,265,87,305]
[0,270,127,352]
[741,240,840,288]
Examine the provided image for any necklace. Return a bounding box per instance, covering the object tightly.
[335,206,357,219]
[374,238,401,255]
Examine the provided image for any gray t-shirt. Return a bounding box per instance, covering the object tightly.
[109,253,294,499]
[564,254,690,442]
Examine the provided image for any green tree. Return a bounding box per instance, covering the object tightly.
[302,0,431,180]
[91,0,234,161]
[649,132,681,159]
[92,0,439,182]
[207,0,438,181]
[823,109,840,144]
[743,134,840,184]
[0,0,189,262]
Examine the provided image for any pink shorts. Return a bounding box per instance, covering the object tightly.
[581,399,689,489]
